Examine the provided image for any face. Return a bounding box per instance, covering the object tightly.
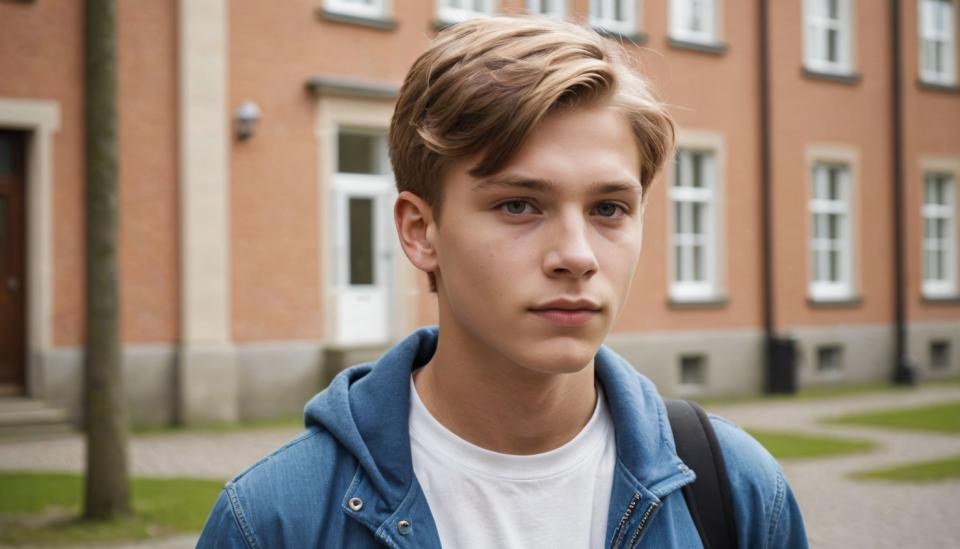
[409,104,645,376]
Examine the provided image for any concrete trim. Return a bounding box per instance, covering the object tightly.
[0,97,60,399]
[305,76,399,99]
[605,328,764,398]
[177,0,236,424]
[315,8,399,31]
[805,143,862,303]
[178,0,230,344]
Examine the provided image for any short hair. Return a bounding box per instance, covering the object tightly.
[389,16,675,290]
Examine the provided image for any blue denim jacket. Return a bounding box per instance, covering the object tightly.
[198,327,808,548]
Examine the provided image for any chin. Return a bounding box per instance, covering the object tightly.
[513,336,601,376]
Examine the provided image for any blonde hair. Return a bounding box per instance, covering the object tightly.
[389,16,675,290]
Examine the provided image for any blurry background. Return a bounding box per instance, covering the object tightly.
[0,0,958,547]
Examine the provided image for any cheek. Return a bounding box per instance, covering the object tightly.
[442,229,530,297]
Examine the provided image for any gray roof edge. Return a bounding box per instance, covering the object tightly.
[304,75,400,99]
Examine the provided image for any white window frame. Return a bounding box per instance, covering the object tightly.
[438,0,495,24]
[589,0,637,37]
[669,148,719,301]
[804,0,854,74]
[669,0,718,44]
[325,0,387,19]
[809,162,854,301]
[919,0,957,85]
[922,172,957,297]
[527,0,566,18]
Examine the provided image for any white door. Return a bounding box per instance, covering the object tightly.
[331,130,394,345]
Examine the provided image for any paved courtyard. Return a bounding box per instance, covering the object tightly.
[1,385,959,548]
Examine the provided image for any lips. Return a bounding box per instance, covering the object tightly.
[529,297,601,327]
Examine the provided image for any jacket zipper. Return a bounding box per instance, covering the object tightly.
[610,493,641,549]
[626,501,661,549]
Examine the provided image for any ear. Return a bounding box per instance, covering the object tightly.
[394,191,439,275]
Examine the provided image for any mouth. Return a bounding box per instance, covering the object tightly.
[529,298,602,327]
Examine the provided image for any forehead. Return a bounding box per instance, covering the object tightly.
[447,105,642,198]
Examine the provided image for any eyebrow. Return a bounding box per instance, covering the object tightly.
[473,174,643,195]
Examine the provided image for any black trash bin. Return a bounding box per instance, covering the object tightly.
[766,336,798,394]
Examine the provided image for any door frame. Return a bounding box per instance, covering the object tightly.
[313,92,412,347]
[0,98,61,397]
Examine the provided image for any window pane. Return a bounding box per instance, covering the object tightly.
[692,153,703,187]
[828,213,839,240]
[674,201,684,234]
[693,244,704,281]
[827,0,839,19]
[827,28,838,62]
[674,244,684,282]
[829,249,840,281]
[680,355,706,385]
[0,133,16,176]
[349,197,375,285]
[828,168,841,199]
[338,132,387,175]
[692,202,703,234]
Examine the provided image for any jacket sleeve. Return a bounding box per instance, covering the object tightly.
[767,473,808,549]
[708,415,809,549]
[196,485,257,549]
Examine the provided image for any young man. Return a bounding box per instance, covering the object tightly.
[198,16,807,549]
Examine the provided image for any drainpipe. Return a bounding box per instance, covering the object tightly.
[758,0,789,393]
[890,0,917,385]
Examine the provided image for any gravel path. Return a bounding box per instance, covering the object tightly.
[2,385,959,548]
[705,385,960,549]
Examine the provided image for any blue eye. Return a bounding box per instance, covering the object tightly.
[500,200,533,215]
[593,202,626,218]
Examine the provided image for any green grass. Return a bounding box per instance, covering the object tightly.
[0,472,224,546]
[698,382,913,407]
[852,455,960,483]
[745,429,877,460]
[822,400,960,434]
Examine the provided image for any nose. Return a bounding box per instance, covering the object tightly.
[542,210,599,279]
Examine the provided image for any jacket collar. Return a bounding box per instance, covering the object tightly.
[324,326,693,547]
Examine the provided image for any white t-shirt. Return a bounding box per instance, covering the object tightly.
[409,376,616,549]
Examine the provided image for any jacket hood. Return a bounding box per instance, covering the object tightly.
[303,326,689,509]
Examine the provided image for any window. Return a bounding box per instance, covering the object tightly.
[920,0,957,85]
[679,355,707,387]
[438,0,495,24]
[527,0,565,18]
[670,0,717,44]
[923,172,956,296]
[930,340,951,370]
[809,163,853,300]
[670,149,718,301]
[325,0,386,19]
[816,345,843,376]
[590,0,636,36]
[804,0,853,74]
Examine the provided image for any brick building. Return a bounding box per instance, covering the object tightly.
[0,0,957,425]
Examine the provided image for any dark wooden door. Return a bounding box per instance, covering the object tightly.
[0,130,26,392]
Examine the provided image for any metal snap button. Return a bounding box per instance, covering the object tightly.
[348,497,363,511]
[397,519,412,535]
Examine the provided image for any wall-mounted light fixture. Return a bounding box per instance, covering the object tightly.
[234,101,260,141]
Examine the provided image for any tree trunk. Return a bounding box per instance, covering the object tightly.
[83,0,130,520]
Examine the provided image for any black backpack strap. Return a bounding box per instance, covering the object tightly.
[664,398,739,549]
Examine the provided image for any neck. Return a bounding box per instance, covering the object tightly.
[414,321,598,455]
